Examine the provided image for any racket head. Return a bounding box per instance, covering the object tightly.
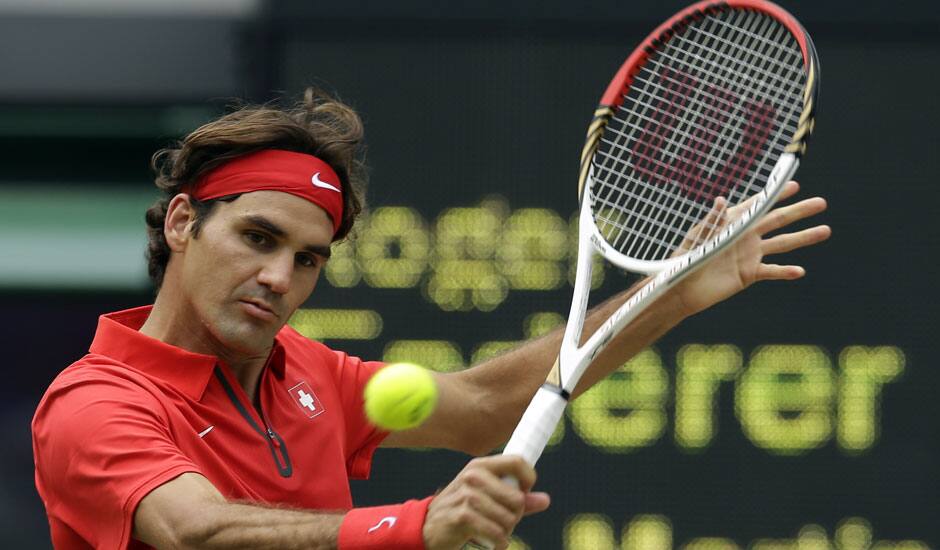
[578,0,819,274]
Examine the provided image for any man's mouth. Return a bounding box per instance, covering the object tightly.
[239,299,279,321]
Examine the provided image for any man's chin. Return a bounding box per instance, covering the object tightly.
[215,322,279,356]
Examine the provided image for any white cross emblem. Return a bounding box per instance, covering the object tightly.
[298,389,317,412]
[289,381,324,419]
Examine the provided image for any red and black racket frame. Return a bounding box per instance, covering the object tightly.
[577,0,820,202]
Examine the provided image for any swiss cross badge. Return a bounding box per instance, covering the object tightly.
[288,381,324,419]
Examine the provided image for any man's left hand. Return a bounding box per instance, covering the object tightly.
[674,180,831,317]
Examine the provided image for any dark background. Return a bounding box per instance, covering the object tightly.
[1,1,937,547]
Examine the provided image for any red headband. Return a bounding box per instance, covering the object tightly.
[188,149,344,234]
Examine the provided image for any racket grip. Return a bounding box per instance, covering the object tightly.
[503,385,568,465]
[461,388,568,550]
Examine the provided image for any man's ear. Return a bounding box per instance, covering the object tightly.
[165,194,197,253]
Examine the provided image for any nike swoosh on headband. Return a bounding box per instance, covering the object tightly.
[311,172,341,193]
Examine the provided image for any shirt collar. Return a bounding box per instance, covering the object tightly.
[88,305,287,401]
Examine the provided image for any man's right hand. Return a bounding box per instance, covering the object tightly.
[423,455,551,549]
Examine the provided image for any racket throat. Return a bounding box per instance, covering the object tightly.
[540,381,572,401]
[561,201,601,355]
[545,356,564,387]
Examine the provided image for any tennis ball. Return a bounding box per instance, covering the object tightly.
[364,362,438,431]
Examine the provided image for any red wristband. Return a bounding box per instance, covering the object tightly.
[338,496,433,550]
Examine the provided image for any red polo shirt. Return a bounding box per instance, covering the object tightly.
[32,305,388,550]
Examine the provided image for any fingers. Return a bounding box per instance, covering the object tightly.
[762,225,831,255]
[727,179,801,221]
[457,464,525,534]
[755,196,828,236]
[484,455,538,491]
[775,179,801,202]
[756,263,805,281]
[424,456,548,549]
[725,188,761,219]
[455,493,515,545]
[677,196,728,255]
[697,196,729,244]
[522,492,551,517]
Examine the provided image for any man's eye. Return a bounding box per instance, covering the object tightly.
[245,232,269,246]
[296,254,318,268]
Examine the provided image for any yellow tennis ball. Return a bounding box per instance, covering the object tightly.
[364,363,438,431]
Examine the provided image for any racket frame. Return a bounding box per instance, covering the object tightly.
[504,0,819,470]
[470,1,819,546]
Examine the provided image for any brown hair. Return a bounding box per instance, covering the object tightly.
[145,87,367,290]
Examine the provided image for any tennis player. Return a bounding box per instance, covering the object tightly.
[32,88,830,550]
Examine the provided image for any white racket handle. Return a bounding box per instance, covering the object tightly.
[462,387,568,550]
[503,385,568,465]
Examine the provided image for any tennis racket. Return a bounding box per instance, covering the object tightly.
[466,0,818,547]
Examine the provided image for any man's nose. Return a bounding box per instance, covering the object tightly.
[257,252,293,294]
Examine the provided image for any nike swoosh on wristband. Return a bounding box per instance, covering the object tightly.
[311,172,341,193]
[367,516,397,533]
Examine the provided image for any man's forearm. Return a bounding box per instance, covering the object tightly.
[136,499,342,550]
[135,472,431,550]
[451,277,687,453]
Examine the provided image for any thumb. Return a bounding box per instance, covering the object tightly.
[523,492,551,516]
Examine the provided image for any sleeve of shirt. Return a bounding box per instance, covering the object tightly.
[32,370,202,550]
[329,351,389,479]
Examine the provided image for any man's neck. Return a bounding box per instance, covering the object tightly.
[140,291,270,402]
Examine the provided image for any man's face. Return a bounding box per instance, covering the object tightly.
[177,191,333,356]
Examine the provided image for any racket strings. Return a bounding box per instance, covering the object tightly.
[590,8,806,262]
[600,66,800,166]
[613,72,799,141]
[643,12,799,255]
[620,11,800,256]
[611,12,801,254]
[637,53,801,132]
[597,103,794,201]
[604,9,800,254]
[706,14,805,66]
[593,190,698,244]
[594,13,763,250]
[677,24,805,87]
[651,11,801,251]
